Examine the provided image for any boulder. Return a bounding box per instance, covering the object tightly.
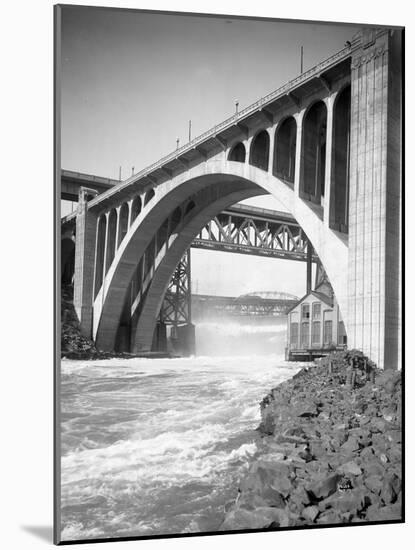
[321,489,368,515]
[340,436,360,454]
[297,404,319,418]
[366,503,402,522]
[290,486,311,510]
[338,461,362,476]
[220,506,290,531]
[316,510,342,525]
[380,473,401,505]
[307,473,342,501]
[301,505,319,523]
[364,475,383,495]
[363,461,385,478]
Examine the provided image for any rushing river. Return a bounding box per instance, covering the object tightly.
[60,320,300,541]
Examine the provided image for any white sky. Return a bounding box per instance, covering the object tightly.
[60,7,359,297]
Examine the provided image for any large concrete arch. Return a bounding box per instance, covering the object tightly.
[93,158,348,351]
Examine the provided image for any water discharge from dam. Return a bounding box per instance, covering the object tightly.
[60,318,300,541]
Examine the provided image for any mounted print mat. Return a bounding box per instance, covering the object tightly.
[55,4,403,545]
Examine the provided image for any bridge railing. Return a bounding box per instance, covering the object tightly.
[88,43,354,208]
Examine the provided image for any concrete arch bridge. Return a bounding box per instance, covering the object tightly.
[62,28,401,369]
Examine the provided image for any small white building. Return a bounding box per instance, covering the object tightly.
[285,278,347,361]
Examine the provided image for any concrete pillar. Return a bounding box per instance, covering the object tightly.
[245,135,254,165]
[174,323,196,356]
[102,212,110,279]
[73,188,98,338]
[115,206,121,250]
[294,109,306,197]
[127,199,132,228]
[348,29,402,369]
[267,127,275,174]
[323,96,335,226]
[151,321,167,353]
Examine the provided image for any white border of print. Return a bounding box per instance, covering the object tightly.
[1,0,411,549]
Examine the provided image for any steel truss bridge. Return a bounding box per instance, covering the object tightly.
[191,293,299,320]
[192,203,318,261]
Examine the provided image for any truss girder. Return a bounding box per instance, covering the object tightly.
[192,213,316,261]
[160,249,192,326]
[194,299,297,318]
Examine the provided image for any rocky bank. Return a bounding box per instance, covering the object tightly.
[61,285,99,359]
[61,285,174,359]
[221,350,402,530]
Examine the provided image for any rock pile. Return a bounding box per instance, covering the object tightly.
[220,351,402,531]
[61,285,98,359]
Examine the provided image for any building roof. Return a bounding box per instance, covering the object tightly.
[286,290,334,314]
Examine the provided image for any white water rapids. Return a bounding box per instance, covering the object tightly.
[60,320,301,541]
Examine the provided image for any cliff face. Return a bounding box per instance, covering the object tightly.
[60,286,172,359]
[221,352,402,530]
[61,286,98,359]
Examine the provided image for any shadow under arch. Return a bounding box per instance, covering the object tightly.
[300,100,327,205]
[274,116,296,185]
[250,130,270,171]
[228,142,246,163]
[330,84,351,233]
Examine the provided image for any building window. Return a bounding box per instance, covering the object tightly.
[290,322,299,346]
[324,320,333,346]
[301,322,309,348]
[312,321,321,345]
[302,304,310,319]
[312,303,321,319]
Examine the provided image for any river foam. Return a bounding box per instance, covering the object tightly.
[60,352,301,541]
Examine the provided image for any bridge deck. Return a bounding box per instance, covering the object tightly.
[61,169,120,201]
